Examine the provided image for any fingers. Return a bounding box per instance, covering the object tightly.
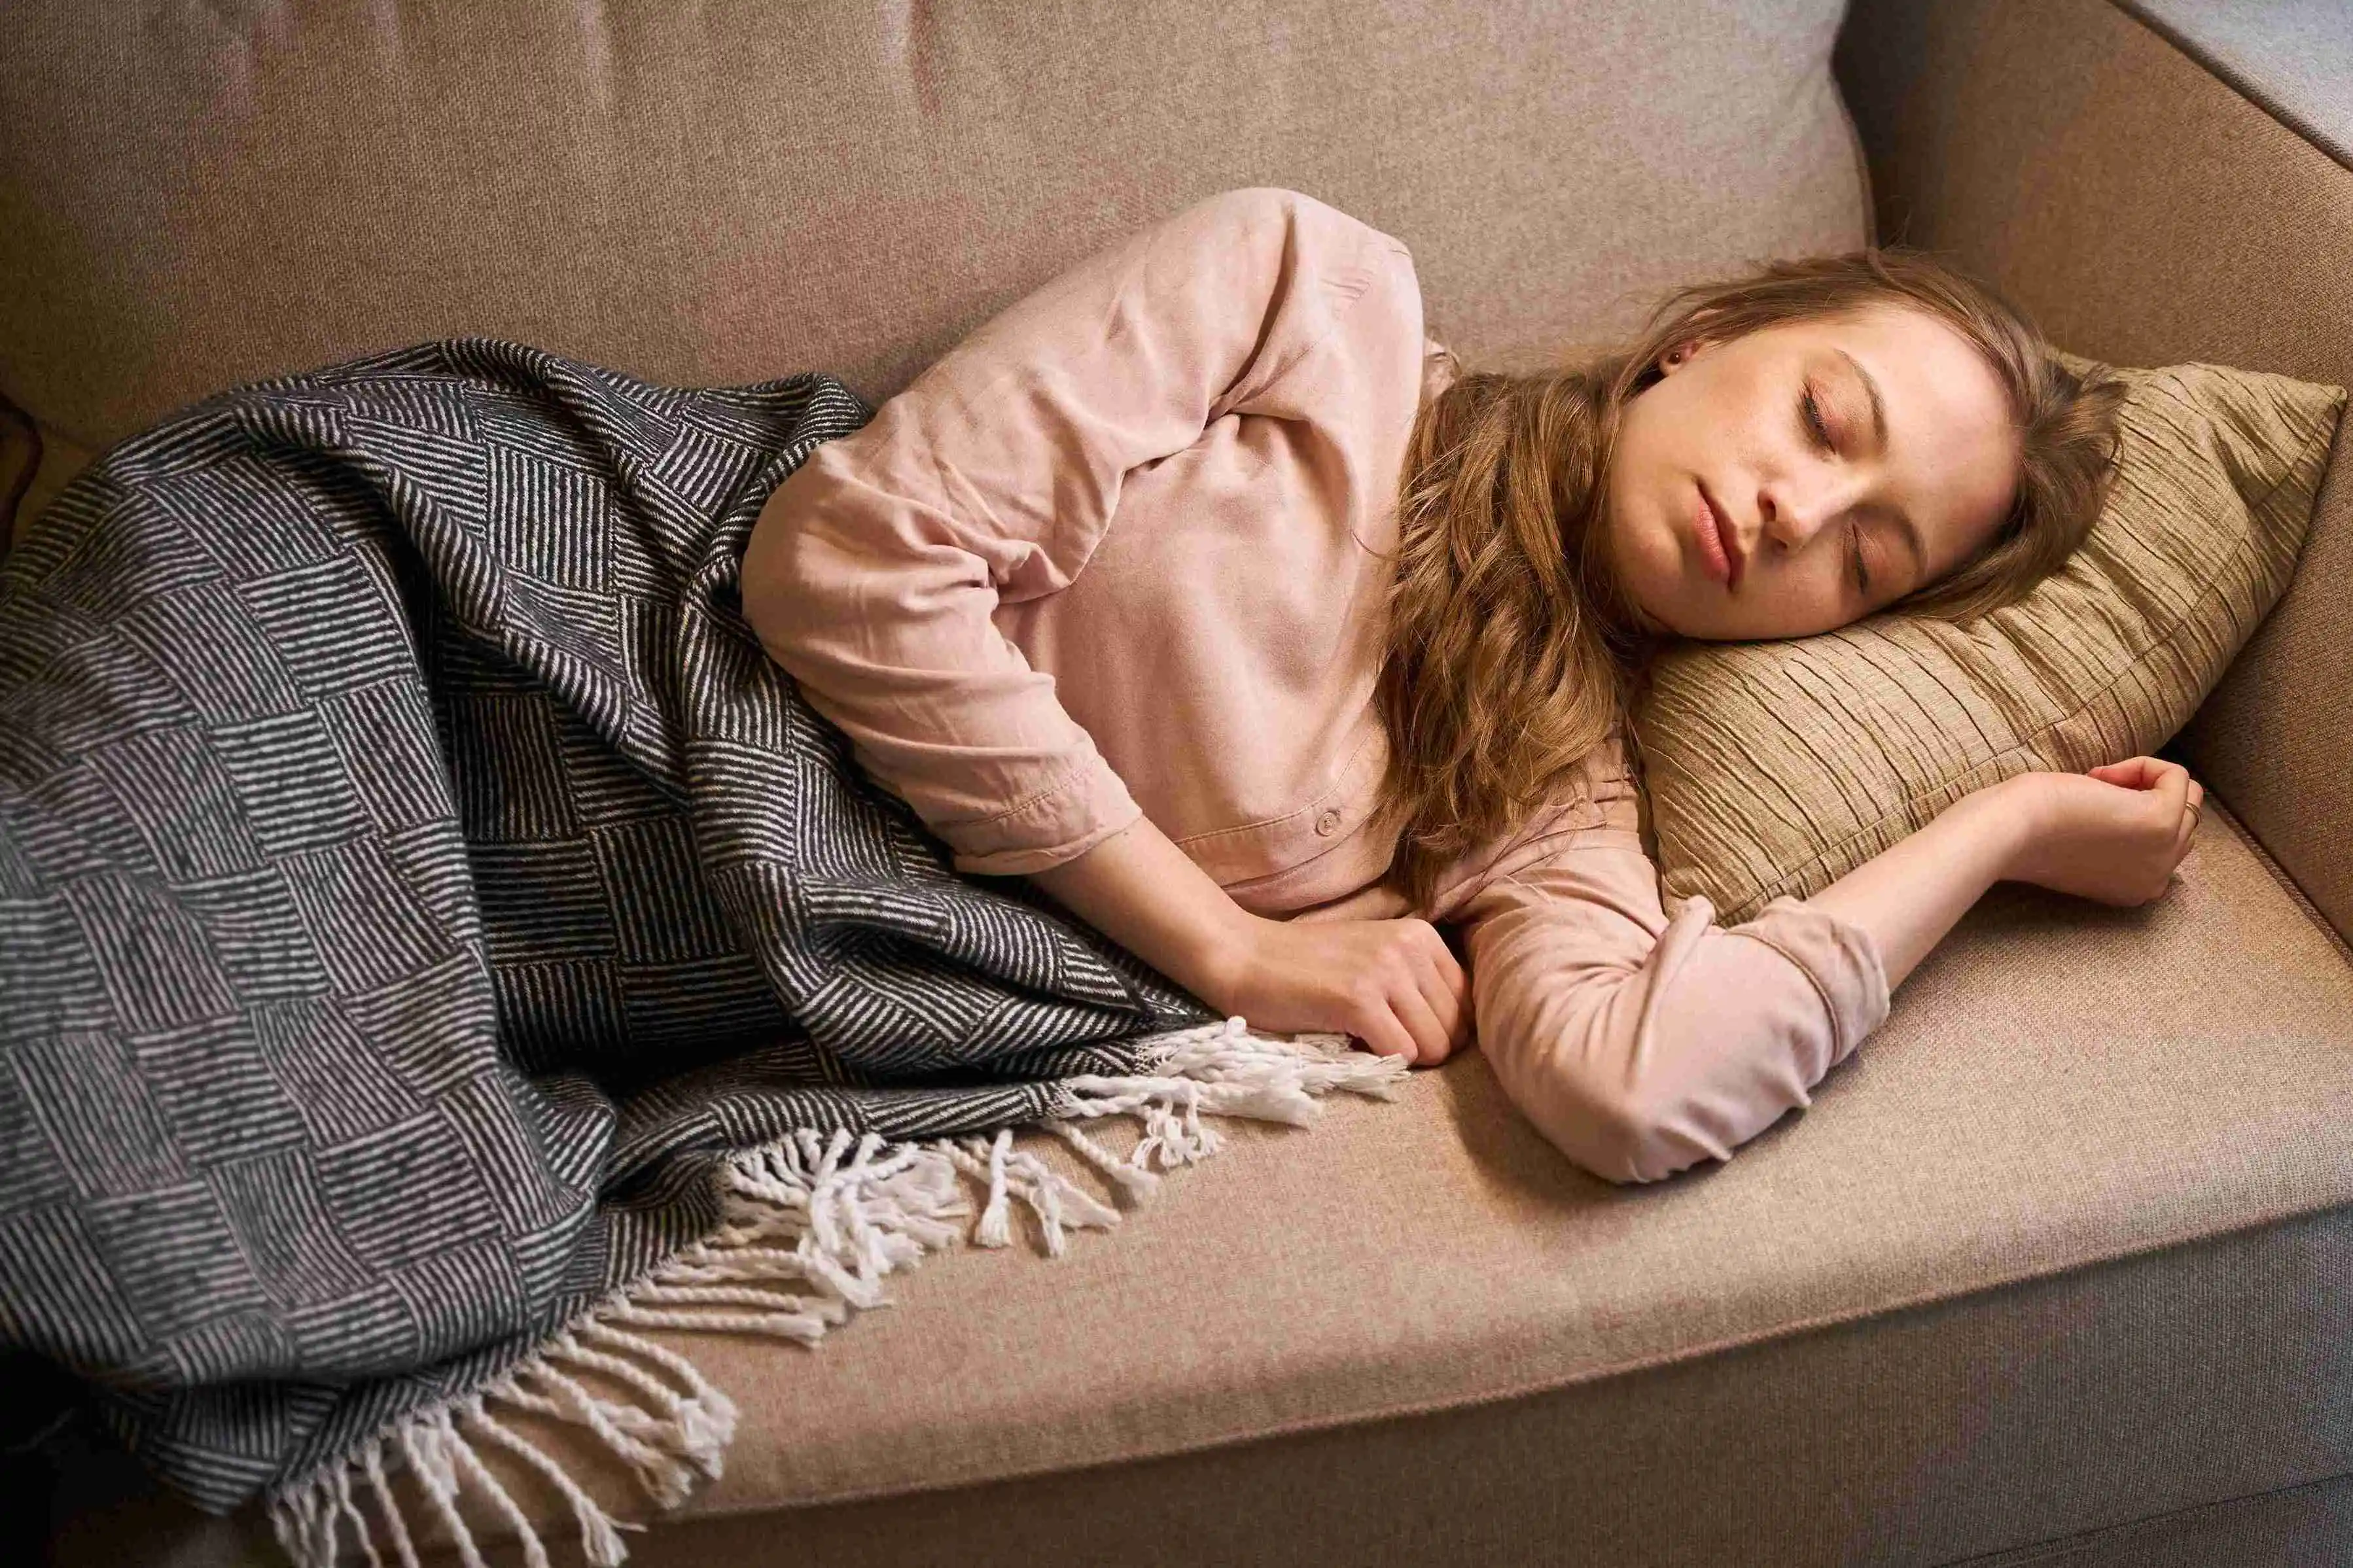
[1345,994,1420,1062]
[1417,921,1471,1051]
[1388,978,1452,1066]
[2088,756,2198,827]
[2087,756,2161,788]
[2153,758,2189,815]
[2176,777,2205,857]
[2089,755,2180,790]
[1384,924,1471,1065]
[1347,922,1470,1066]
[1410,947,1472,1064]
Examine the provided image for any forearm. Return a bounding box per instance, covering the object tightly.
[1025,811,1257,1005]
[1805,776,2038,992]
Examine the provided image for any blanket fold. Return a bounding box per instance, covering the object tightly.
[0,341,1398,1561]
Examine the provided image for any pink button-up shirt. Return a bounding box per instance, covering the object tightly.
[741,187,1890,1184]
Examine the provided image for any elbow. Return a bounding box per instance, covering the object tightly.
[1565,1085,1717,1187]
[1494,937,1871,1187]
[1500,1011,1792,1188]
[1505,1054,1716,1187]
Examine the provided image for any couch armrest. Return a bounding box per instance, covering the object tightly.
[1834,0,2353,944]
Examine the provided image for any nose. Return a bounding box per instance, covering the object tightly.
[1757,464,1864,554]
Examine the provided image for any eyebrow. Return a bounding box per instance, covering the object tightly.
[1833,348,1929,582]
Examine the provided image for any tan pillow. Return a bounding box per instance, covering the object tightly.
[1631,355,2345,926]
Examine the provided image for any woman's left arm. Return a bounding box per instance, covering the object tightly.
[1459,778,2036,1185]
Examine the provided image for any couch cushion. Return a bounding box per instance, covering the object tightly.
[602,797,2353,1516]
[0,0,1862,451]
[50,797,2353,1565]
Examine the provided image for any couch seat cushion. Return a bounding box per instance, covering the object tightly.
[44,797,2353,1563]
[658,802,2353,1509]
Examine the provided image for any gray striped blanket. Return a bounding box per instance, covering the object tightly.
[0,341,1394,1556]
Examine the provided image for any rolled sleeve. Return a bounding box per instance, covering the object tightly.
[1460,830,1893,1187]
[942,750,1146,877]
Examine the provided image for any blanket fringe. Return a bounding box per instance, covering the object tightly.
[266,1019,1401,1567]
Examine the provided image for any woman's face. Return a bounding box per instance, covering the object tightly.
[1602,303,2021,641]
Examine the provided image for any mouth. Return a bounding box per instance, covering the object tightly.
[1695,481,1743,590]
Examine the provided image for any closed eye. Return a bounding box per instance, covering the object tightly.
[1849,517,1871,598]
[1799,382,1835,452]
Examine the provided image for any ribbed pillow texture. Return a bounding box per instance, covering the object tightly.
[1633,355,2345,925]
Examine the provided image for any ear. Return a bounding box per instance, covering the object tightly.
[1657,336,1708,375]
[1658,305,1727,374]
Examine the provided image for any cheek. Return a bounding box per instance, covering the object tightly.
[1606,411,1674,546]
[1807,578,1869,636]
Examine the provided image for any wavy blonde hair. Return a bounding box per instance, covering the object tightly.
[1371,247,2129,913]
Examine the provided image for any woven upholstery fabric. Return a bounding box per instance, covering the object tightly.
[2117,0,2353,173]
[1633,356,2344,924]
[0,0,1862,453]
[0,340,1218,1514]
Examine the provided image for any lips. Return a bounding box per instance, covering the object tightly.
[1694,483,1742,589]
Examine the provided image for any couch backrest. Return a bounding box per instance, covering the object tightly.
[0,0,1864,453]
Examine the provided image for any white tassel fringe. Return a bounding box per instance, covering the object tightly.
[266,1018,1402,1567]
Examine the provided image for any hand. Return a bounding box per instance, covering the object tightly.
[1203,915,1471,1066]
[1998,756,2204,907]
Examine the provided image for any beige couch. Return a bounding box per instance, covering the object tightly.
[14,1,2353,1563]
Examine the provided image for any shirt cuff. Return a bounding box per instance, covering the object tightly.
[941,751,1146,877]
[1733,894,1894,1067]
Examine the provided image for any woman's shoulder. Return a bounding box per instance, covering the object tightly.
[1170,186,1415,291]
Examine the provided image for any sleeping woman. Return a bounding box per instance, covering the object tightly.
[739,186,2201,1185]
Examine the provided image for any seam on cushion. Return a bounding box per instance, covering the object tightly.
[2107,0,2353,177]
[1924,1461,2353,1567]
[2207,795,2353,966]
[1712,391,2346,918]
[726,1197,2353,1521]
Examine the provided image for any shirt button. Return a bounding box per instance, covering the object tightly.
[1314,809,1343,837]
